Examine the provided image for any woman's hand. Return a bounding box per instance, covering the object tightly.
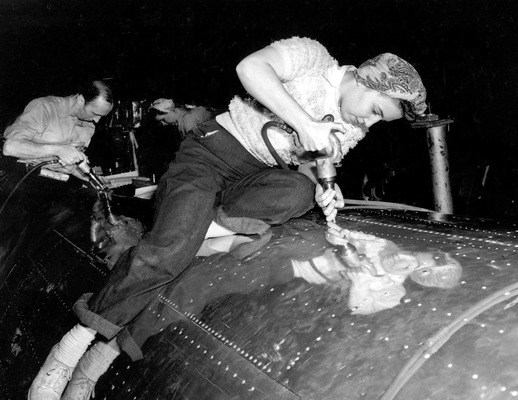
[315,183,345,222]
[236,44,347,155]
[295,118,347,155]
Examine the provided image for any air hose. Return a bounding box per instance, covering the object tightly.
[260,120,434,213]
[260,121,294,171]
[261,116,343,197]
[0,159,59,218]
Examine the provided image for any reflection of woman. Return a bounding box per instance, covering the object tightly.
[399,252,463,289]
[293,222,463,315]
[292,248,407,315]
[326,222,462,287]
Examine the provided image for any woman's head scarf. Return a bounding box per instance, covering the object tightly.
[354,53,427,120]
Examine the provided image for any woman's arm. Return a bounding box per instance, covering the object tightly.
[236,45,347,153]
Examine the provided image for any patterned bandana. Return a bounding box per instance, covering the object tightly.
[353,53,427,120]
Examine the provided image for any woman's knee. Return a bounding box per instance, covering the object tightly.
[274,171,315,219]
[289,172,315,210]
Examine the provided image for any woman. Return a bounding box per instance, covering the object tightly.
[29,37,427,400]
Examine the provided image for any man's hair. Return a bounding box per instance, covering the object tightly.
[77,80,113,105]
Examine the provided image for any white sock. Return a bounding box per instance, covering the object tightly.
[79,341,120,382]
[205,221,236,238]
[54,324,96,367]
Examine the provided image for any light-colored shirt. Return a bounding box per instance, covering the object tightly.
[4,95,95,148]
[216,36,365,167]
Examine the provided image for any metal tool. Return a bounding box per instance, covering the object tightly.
[315,132,341,190]
[77,158,109,192]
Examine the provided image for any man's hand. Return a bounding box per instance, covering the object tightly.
[315,183,345,222]
[55,142,86,166]
[70,167,89,181]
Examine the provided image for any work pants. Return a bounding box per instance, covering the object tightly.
[74,121,315,360]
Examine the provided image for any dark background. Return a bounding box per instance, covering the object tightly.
[1,0,517,220]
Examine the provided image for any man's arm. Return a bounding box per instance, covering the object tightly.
[3,100,86,166]
[3,138,84,165]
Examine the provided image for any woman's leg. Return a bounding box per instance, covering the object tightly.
[79,160,222,353]
[61,338,120,400]
[218,168,315,226]
[28,324,96,400]
[117,169,316,353]
[73,128,258,360]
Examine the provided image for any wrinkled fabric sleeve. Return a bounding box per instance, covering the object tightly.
[270,36,336,82]
[3,99,50,141]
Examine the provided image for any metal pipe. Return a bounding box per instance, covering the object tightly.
[427,124,453,213]
[412,114,454,214]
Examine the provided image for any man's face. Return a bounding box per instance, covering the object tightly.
[339,83,403,130]
[155,109,180,125]
[77,97,113,123]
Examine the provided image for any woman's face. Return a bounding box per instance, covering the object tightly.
[379,251,420,274]
[339,81,403,130]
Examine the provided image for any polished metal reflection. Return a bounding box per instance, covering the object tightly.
[4,207,518,400]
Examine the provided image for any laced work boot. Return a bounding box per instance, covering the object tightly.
[28,345,73,400]
[61,368,96,400]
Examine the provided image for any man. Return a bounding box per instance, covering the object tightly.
[151,98,217,138]
[134,99,217,179]
[2,79,113,180]
[0,80,113,272]
[29,37,426,400]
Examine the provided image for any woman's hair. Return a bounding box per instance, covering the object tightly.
[399,100,415,120]
[410,252,462,289]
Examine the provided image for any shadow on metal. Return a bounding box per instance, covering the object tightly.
[2,197,518,399]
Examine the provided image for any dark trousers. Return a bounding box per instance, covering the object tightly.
[74,121,315,360]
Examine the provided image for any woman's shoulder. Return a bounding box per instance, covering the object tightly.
[271,36,333,60]
[270,36,337,80]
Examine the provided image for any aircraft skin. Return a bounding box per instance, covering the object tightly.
[2,195,518,400]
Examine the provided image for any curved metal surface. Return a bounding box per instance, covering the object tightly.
[2,204,518,399]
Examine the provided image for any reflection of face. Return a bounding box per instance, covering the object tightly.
[339,83,403,130]
[379,251,420,274]
[410,263,462,288]
[77,97,113,123]
[414,252,437,268]
[380,250,462,289]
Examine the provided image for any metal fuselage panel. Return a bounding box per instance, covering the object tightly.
[2,205,518,400]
